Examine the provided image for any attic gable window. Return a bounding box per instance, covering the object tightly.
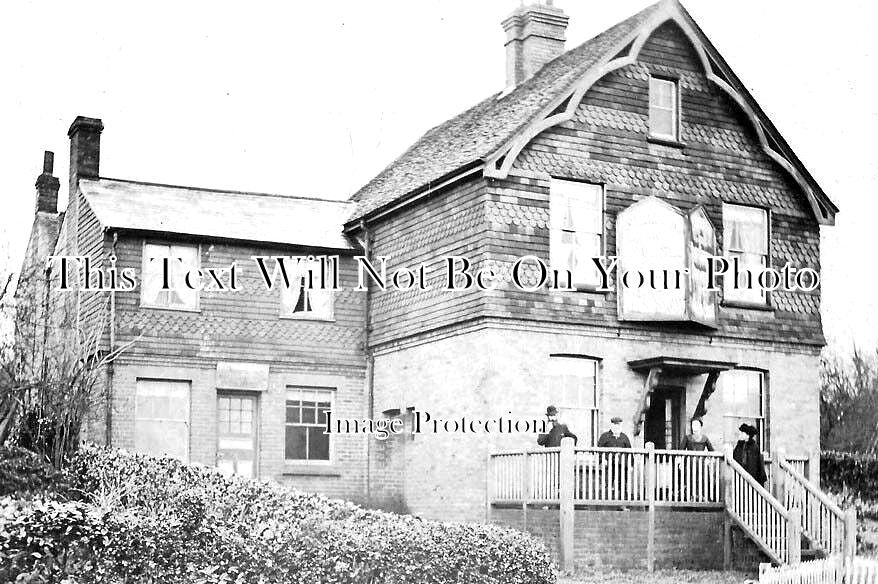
[649,77,679,141]
[280,258,334,320]
[549,179,604,289]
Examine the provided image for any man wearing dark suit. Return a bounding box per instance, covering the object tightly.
[537,405,577,447]
[597,416,632,448]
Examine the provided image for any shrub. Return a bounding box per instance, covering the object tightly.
[821,450,878,502]
[0,446,73,498]
[0,445,556,584]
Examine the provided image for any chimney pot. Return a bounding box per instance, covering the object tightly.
[43,151,54,174]
[502,1,569,88]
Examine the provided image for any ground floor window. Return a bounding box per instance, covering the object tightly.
[548,355,600,446]
[134,379,190,461]
[217,393,258,478]
[720,369,767,450]
[285,386,333,462]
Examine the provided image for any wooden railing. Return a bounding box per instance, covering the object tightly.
[776,458,851,556]
[724,450,798,565]
[488,444,724,507]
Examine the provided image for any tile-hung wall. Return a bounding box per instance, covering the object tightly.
[367,21,823,521]
[103,239,368,503]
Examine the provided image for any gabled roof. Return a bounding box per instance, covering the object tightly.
[80,178,356,250]
[348,0,837,226]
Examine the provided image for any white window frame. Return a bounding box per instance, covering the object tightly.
[721,368,767,451]
[284,386,335,465]
[134,378,191,462]
[279,258,335,321]
[722,203,770,306]
[549,355,601,446]
[649,76,679,141]
[549,179,605,290]
[140,241,201,311]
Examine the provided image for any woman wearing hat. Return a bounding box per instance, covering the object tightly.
[733,423,767,487]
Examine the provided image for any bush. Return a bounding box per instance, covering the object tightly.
[0,445,556,584]
[0,446,73,498]
[821,450,878,502]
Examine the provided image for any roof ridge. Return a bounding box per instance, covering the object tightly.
[89,176,351,205]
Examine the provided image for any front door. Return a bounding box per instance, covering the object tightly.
[643,386,683,450]
[217,393,258,478]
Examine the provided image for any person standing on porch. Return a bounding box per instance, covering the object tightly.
[597,416,631,448]
[537,405,577,447]
[680,417,714,451]
[733,423,767,487]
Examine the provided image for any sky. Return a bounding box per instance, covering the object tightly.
[0,0,875,352]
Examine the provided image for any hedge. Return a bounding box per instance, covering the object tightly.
[821,450,878,502]
[0,446,556,584]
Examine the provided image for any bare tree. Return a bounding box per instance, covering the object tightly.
[1,259,134,468]
[820,347,878,454]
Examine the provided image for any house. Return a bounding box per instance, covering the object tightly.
[18,0,841,571]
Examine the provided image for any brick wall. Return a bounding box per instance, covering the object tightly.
[491,506,766,572]
[371,324,820,521]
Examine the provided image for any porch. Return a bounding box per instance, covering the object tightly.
[487,440,856,572]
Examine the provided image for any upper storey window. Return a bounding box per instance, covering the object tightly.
[141,243,200,310]
[649,77,679,141]
[280,258,334,320]
[549,179,604,289]
[723,204,769,306]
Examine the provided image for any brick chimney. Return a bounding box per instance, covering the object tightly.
[502,1,569,88]
[35,151,60,213]
[66,116,103,254]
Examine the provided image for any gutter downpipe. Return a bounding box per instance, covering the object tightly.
[362,219,375,506]
[105,230,117,446]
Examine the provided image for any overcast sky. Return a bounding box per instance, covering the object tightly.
[1,0,875,352]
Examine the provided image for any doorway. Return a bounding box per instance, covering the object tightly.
[643,386,684,450]
[217,393,258,478]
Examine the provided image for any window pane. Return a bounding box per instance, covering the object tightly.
[308,426,330,460]
[650,108,675,137]
[285,426,308,460]
[285,403,300,424]
[301,402,316,424]
[650,78,674,108]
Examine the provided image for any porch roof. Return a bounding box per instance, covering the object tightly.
[627,356,737,374]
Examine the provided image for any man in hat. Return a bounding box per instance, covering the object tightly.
[733,423,767,487]
[537,405,578,447]
[597,416,632,448]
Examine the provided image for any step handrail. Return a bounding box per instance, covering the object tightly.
[778,457,846,554]
[778,458,844,518]
[725,451,794,565]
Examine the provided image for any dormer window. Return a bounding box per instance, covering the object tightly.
[649,77,679,141]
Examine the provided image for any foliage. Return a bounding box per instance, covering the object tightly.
[0,446,72,498]
[821,450,878,503]
[820,348,878,454]
[0,445,556,584]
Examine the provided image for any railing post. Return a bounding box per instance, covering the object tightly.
[485,452,493,523]
[646,442,656,573]
[559,437,575,573]
[808,450,820,486]
[788,507,801,565]
[844,507,857,566]
[522,452,531,530]
[772,447,786,504]
[723,444,734,571]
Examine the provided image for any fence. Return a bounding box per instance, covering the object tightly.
[488,443,724,507]
[759,555,878,584]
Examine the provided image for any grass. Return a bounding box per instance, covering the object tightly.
[559,569,752,583]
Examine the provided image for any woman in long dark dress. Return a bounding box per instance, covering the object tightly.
[733,423,767,487]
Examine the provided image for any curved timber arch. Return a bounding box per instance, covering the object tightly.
[484,2,833,225]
